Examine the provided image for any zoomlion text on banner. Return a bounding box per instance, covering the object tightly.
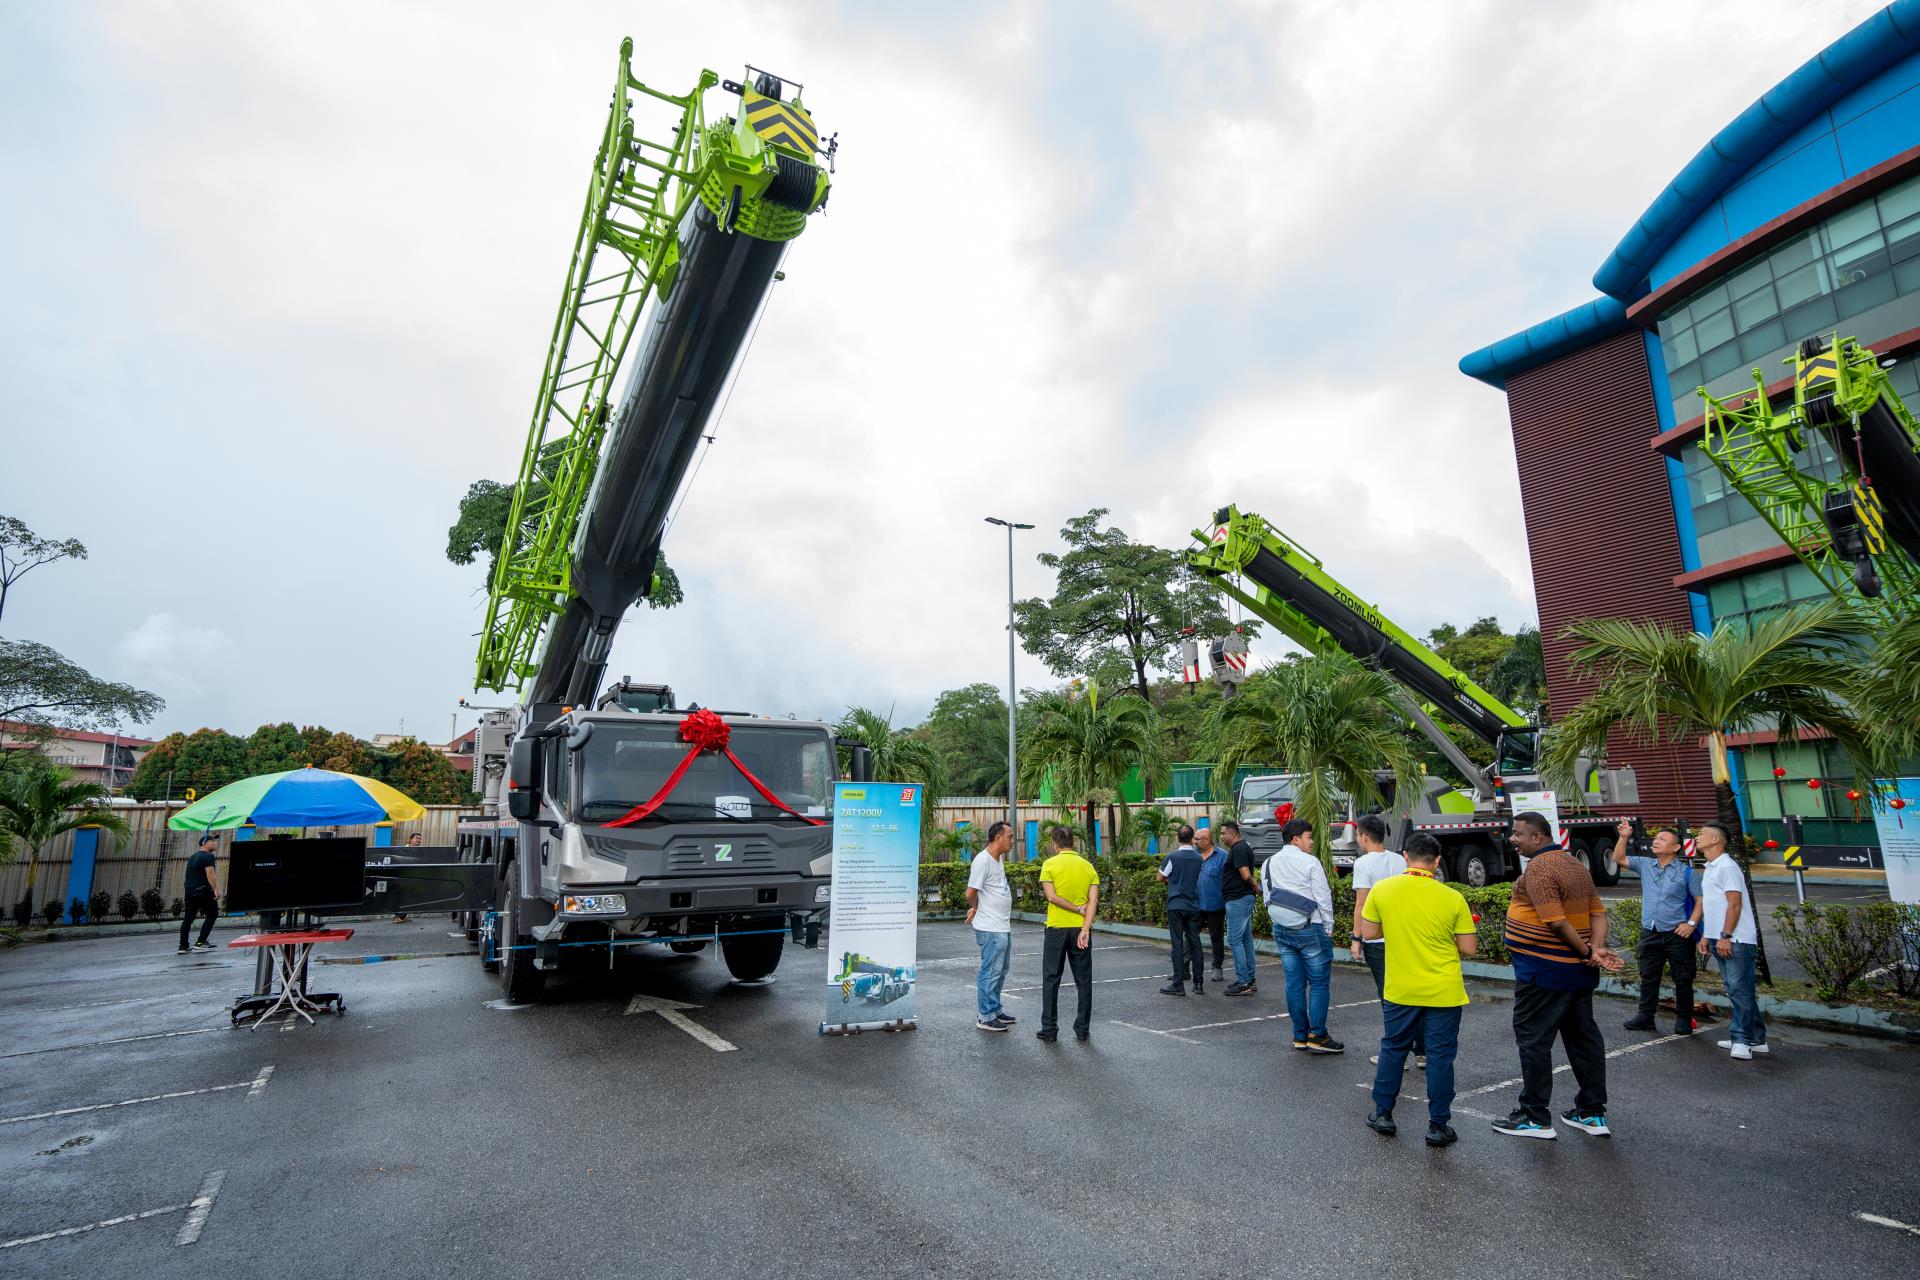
[821,781,921,1034]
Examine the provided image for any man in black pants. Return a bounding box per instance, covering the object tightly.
[1158,825,1206,995]
[178,833,222,954]
[1037,827,1100,1042]
[1609,820,1701,1034]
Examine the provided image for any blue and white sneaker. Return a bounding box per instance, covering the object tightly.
[1491,1111,1556,1140]
[1560,1109,1611,1137]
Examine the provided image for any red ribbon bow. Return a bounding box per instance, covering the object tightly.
[1273,802,1295,825]
[605,709,825,828]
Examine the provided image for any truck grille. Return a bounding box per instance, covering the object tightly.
[663,842,778,873]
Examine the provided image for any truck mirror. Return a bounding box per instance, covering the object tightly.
[848,743,873,782]
[507,735,542,820]
[566,721,595,751]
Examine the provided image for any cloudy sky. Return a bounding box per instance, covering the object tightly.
[1,0,1887,743]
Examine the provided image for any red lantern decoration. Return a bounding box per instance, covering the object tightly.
[1773,767,1787,778]
[1846,789,1863,820]
[1847,789,1861,800]
[1763,839,1778,849]
[1892,798,1908,810]
[1807,778,1822,790]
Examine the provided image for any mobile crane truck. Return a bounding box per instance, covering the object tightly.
[1187,506,1639,887]
[451,43,855,1002]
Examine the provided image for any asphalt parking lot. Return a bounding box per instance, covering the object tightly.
[2,918,1916,1279]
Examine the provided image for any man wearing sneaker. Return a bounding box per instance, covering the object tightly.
[1262,818,1342,1054]
[1609,819,1702,1035]
[1350,814,1420,1069]
[1496,812,1621,1140]
[1219,821,1260,996]
[1359,833,1477,1147]
[1158,826,1206,996]
[178,833,222,954]
[1690,822,1768,1060]
[1195,825,1227,983]
[1037,827,1099,1042]
[966,821,1016,1032]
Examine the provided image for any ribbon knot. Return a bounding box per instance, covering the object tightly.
[605,709,824,828]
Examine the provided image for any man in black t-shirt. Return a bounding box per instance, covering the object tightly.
[178,833,221,954]
[1220,820,1260,996]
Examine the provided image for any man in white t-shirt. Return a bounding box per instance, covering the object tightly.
[1688,822,1767,1059]
[966,821,1017,1032]
[1349,814,1421,1068]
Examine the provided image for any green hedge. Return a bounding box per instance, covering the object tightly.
[1774,900,1920,1001]
[921,861,1548,964]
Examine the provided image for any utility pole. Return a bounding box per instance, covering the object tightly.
[985,517,1033,852]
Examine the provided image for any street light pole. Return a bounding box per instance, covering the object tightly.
[985,517,1033,850]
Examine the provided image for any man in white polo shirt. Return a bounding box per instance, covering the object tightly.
[965,821,1016,1032]
[1689,822,1766,1059]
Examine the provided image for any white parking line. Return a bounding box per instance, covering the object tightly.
[1457,1026,1710,1098]
[1854,1211,1920,1238]
[623,994,738,1052]
[173,1170,225,1246]
[1,1065,273,1126]
[1351,1081,1495,1121]
[246,1064,274,1101]
[0,1027,220,1060]
[1164,997,1380,1035]
[0,1169,225,1251]
[1108,1020,1202,1045]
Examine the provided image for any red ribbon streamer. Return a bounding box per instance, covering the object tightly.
[604,709,825,828]
[1273,802,1295,826]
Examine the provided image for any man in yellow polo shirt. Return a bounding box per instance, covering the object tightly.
[1357,832,1478,1147]
[1037,826,1100,1042]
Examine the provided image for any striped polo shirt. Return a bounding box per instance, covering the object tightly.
[1504,847,1606,991]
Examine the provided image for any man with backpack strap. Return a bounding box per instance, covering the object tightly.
[1262,818,1342,1054]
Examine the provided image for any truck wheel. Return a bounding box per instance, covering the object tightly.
[1586,837,1620,886]
[497,867,545,1003]
[1450,845,1491,889]
[669,940,709,955]
[720,920,784,982]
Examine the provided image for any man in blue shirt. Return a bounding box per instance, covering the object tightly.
[1609,819,1702,1035]
[1158,826,1207,996]
[1195,825,1227,982]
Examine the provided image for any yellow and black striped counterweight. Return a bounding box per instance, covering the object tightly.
[743,87,819,155]
[1854,481,1888,554]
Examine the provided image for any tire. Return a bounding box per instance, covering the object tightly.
[1450,844,1491,889]
[1586,837,1620,886]
[497,866,545,1003]
[669,940,709,955]
[720,919,784,982]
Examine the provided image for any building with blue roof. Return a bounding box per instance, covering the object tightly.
[1462,0,1920,859]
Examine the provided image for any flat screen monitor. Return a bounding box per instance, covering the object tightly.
[226,837,367,913]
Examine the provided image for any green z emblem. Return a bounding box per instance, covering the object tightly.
[714,843,733,863]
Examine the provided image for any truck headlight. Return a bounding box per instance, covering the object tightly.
[563,893,626,915]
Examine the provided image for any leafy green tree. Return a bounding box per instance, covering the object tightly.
[244,722,312,775]
[0,640,163,769]
[1542,602,1875,984]
[447,477,683,609]
[1014,509,1247,700]
[372,737,469,805]
[836,706,946,837]
[1147,678,1226,764]
[0,768,130,906]
[1853,611,1920,772]
[1018,686,1165,848]
[918,683,1010,797]
[1211,652,1422,874]
[1428,616,1511,688]
[0,516,87,626]
[304,728,374,777]
[125,728,249,800]
[1489,625,1548,719]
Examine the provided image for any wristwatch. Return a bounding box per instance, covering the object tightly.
[1719,932,1732,940]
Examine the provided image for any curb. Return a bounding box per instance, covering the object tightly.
[981,911,1920,1043]
[8,913,400,944]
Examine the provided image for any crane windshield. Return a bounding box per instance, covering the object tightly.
[578,721,834,823]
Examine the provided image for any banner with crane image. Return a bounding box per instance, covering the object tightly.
[821,781,921,1034]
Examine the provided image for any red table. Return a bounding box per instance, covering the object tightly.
[228,929,354,1028]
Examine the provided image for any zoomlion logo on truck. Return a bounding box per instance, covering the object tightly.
[1328,584,1384,630]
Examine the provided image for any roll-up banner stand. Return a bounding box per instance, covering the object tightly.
[821,781,921,1035]
[1874,778,1920,906]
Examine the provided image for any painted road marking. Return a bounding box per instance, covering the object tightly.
[1853,1211,1920,1238]
[1458,1027,1707,1099]
[1004,959,1283,993]
[1108,1020,1201,1045]
[1164,997,1380,1035]
[0,1064,273,1125]
[0,1027,220,1060]
[0,1170,225,1251]
[1351,1081,1494,1121]
[173,1170,225,1246]
[0,991,228,1016]
[623,994,738,1052]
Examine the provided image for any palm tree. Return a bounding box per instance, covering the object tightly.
[835,706,947,838]
[1019,685,1166,853]
[1541,601,1875,985]
[1210,651,1422,875]
[0,767,131,911]
[1490,625,1548,719]
[1852,610,1920,773]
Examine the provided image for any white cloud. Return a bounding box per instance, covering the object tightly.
[117,612,233,697]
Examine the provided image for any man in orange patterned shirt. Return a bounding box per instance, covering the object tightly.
[1494,812,1622,1141]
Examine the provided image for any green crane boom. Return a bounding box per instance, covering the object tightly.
[1697,332,1920,620]
[476,42,832,692]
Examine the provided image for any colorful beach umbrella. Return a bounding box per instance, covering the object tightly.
[165,766,425,830]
